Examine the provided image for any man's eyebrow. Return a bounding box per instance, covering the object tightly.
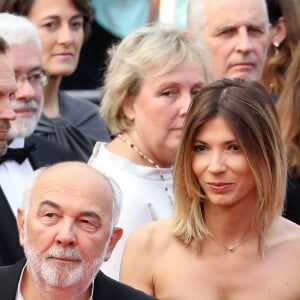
[80,211,102,222]
[37,200,102,221]
[38,200,60,211]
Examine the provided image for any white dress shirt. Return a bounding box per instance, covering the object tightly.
[0,138,33,216]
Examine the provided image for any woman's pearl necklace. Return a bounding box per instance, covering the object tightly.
[118,133,173,206]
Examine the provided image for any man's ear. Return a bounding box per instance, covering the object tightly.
[16,208,25,247]
[104,227,123,261]
[121,95,136,121]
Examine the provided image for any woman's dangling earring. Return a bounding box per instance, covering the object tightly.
[273,42,280,55]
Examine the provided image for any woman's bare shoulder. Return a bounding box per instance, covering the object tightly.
[268,216,300,251]
[125,218,173,253]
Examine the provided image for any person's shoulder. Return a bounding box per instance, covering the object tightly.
[60,91,99,112]
[126,218,172,253]
[26,135,75,162]
[270,217,300,252]
[0,259,25,295]
[94,271,157,299]
[278,216,300,236]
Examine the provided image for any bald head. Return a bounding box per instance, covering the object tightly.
[187,0,270,81]
[23,162,121,226]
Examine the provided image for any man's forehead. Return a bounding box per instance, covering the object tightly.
[30,179,110,212]
[205,0,268,18]
[31,170,112,205]
[0,54,17,90]
[203,0,268,32]
[7,42,42,71]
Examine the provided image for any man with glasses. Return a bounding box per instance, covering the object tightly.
[0,13,74,266]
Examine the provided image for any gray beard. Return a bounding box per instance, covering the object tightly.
[22,230,110,296]
[7,98,43,140]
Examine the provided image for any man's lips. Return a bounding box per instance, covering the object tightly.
[230,62,255,69]
[14,107,36,115]
[48,256,81,263]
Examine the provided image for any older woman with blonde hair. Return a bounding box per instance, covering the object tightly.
[89,24,207,279]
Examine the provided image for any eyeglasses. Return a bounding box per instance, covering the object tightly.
[15,70,48,88]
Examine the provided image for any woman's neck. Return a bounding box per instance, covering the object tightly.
[42,75,62,118]
[107,132,173,168]
[204,200,256,244]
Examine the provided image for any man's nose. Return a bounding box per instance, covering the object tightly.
[235,27,254,53]
[55,219,77,247]
[15,79,37,101]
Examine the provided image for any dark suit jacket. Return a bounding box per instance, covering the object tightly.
[0,259,157,300]
[284,177,300,225]
[0,135,75,266]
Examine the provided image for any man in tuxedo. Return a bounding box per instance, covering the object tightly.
[0,35,16,156]
[0,13,74,266]
[0,162,156,300]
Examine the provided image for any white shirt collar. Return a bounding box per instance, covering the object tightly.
[9,138,25,149]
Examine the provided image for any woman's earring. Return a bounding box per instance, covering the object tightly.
[273,42,280,55]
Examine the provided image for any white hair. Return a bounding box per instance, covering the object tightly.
[105,176,122,226]
[0,12,41,50]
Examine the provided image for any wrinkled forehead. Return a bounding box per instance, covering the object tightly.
[0,54,17,89]
[29,168,114,214]
[7,42,42,72]
[204,0,269,26]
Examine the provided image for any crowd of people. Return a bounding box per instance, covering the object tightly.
[0,0,299,299]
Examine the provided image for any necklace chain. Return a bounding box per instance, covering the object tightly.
[210,232,255,253]
[118,133,173,206]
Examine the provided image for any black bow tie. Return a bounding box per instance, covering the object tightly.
[0,144,36,164]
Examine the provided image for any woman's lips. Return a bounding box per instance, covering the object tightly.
[206,182,233,192]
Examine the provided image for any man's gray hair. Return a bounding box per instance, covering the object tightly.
[0,12,41,50]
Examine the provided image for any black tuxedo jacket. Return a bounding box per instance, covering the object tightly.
[0,135,75,266]
[0,259,157,300]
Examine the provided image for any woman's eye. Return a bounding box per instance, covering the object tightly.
[70,21,83,30]
[193,145,207,152]
[191,89,202,97]
[43,22,56,30]
[161,90,175,97]
[228,144,241,152]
